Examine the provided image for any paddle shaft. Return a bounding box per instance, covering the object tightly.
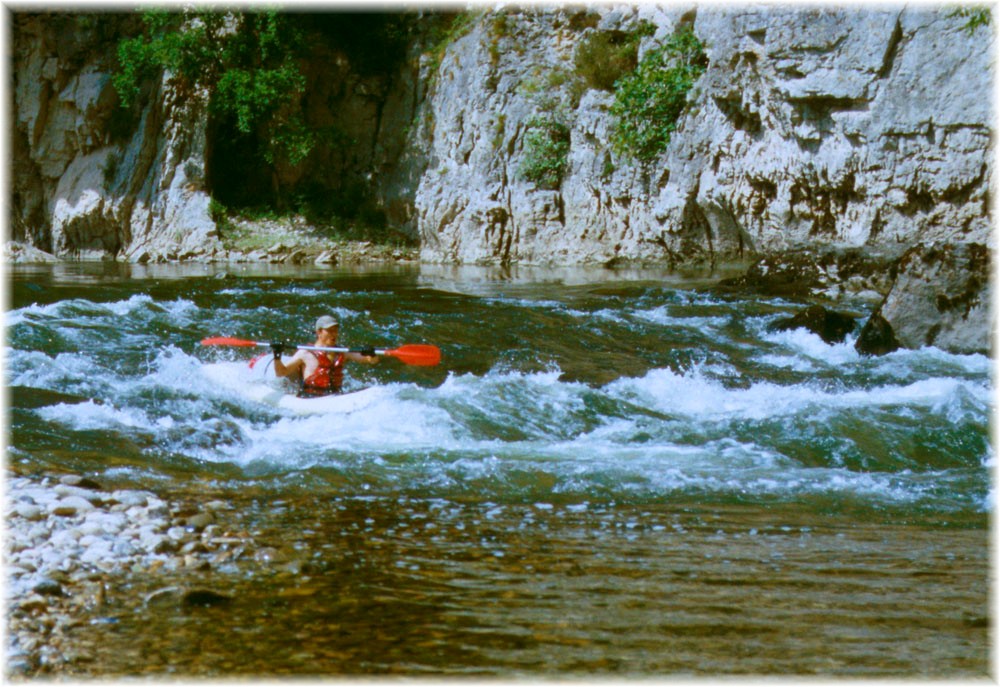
[295,343,440,366]
[297,344,387,355]
[201,338,380,354]
[200,337,441,366]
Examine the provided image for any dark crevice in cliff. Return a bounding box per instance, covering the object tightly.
[197,12,442,229]
[789,171,863,237]
[714,95,763,134]
[900,186,936,216]
[744,177,777,221]
[878,15,905,79]
[789,95,870,117]
[682,182,714,260]
[301,13,416,78]
[11,124,51,251]
[206,114,276,209]
[483,205,513,265]
[868,208,886,241]
[939,162,990,206]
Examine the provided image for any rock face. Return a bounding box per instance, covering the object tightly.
[11,14,221,261]
[415,6,992,265]
[8,8,994,354]
[10,13,431,260]
[12,7,991,265]
[856,242,992,355]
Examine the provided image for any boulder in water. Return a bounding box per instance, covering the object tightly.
[856,242,991,356]
[854,313,900,356]
[769,305,858,344]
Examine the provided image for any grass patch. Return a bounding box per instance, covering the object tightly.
[216,205,415,254]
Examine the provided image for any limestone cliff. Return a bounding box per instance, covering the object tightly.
[11,7,992,264]
[10,12,431,262]
[11,14,220,261]
[415,5,992,265]
[7,7,995,354]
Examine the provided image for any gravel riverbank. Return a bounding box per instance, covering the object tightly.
[5,472,259,677]
[4,214,419,266]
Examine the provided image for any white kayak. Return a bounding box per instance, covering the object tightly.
[201,360,382,415]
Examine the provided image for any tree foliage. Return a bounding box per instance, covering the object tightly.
[610,25,707,162]
[519,117,571,190]
[113,9,311,165]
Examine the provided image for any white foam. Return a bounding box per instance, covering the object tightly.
[759,325,862,365]
[7,293,182,326]
[608,365,991,421]
[36,399,153,430]
[10,285,990,515]
[630,304,730,331]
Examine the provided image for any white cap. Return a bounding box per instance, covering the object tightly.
[315,315,339,330]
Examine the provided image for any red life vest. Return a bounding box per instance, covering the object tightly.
[300,350,345,396]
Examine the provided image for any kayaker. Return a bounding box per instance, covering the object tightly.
[270,315,379,396]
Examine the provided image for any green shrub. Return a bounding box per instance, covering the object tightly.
[113,9,311,167]
[951,6,991,31]
[518,117,571,190]
[611,25,707,161]
[425,11,481,76]
[208,197,228,223]
[574,24,653,91]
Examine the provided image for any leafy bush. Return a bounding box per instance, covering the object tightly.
[518,117,571,190]
[113,9,310,167]
[208,197,228,223]
[610,25,707,161]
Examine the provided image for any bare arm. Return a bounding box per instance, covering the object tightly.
[343,351,379,365]
[274,350,307,378]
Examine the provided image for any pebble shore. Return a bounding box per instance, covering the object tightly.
[5,472,256,677]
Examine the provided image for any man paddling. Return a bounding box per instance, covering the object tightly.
[271,316,379,396]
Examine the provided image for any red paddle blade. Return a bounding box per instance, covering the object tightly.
[200,336,262,347]
[383,344,441,366]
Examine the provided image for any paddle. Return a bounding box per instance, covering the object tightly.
[200,336,441,367]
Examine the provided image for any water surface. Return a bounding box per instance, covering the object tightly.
[6,261,992,677]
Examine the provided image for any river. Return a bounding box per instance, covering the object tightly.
[5,260,992,677]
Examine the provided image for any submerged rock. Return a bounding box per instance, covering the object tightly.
[855,313,901,356]
[769,305,857,345]
[182,589,232,608]
[5,472,259,676]
[32,578,64,597]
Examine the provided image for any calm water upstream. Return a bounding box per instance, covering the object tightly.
[5,261,993,677]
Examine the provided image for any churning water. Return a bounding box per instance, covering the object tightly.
[5,261,993,677]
